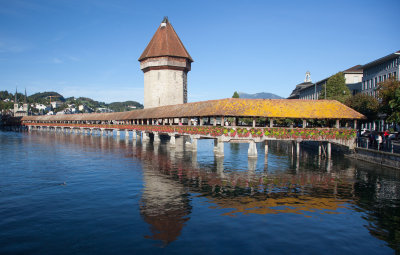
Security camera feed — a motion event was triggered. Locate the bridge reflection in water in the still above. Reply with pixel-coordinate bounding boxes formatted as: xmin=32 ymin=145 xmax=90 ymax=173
xmin=29 ymin=131 xmax=400 ymax=250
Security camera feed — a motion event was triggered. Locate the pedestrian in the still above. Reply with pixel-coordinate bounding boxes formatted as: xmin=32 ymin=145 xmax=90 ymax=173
xmin=383 ymin=130 xmax=389 ymax=150
xmin=377 ymin=133 xmax=382 ymax=150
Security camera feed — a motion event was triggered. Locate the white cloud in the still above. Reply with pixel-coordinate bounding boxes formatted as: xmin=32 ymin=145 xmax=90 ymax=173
xmin=0 ymin=40 xmax=30 ymax=53
xmin=53 ymin=58 xmax=63 ymax=64
xmin=66 ymin=55 xmax=80 ymax=62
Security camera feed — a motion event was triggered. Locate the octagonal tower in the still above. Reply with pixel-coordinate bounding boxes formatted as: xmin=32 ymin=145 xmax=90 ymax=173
xmin=139 ymin=17 xmax=193 ymax=109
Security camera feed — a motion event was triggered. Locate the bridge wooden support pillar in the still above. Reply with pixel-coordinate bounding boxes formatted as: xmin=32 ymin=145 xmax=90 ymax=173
xmin=125 ymin=130 xmax=130 ymax=140
xmin=190 ymin=137 xmax=198 ymax=151
xmin=100 ymin=128 xmax=104 ymax=136
xmin=132 ymin=130 xmax=137 ymax=140
xmin=318 ymin=142 xmax=322 ymax=156
xmin=296 ymin=141 xmax=300 ymax=158
xmin=354 ymin=119 xmax=357 ymax=129
xmin=153 ymin=132 xmax=160 ymax=143
xmin=269 ymin=119 xmax=274 ymax=128
xmin=248 ymin=140 xmax=257 ymax=158
xmin=264 ymin=141 xmax=268 ymax=165
xmin=116 ymin=129 xmax=120 ymax=137
xmin=169 ymin=135 xmax=176 ymax=147
xmin=142 ymin=132 xmax=149 ymax=141
xmin=336 ymin=119 xmax=340 ymax=129
xmin=213 ymin=117 xmax=217 ymax=126
xmin=214 ymin=138 xmax=224 ymax=157
xmin=327 ymin=142 xmax=332 ymax=159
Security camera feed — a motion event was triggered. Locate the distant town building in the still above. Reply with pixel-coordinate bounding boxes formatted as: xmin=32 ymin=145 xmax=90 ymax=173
xmin=139 ymin=17 xmax=193 ymax=109
xmin=34 ymin=103 xmax=50 ymax=112
xmin=361 ymin=50 xmax=400 ymax=98
xmin=288 ymin=65 xmax=363 ymax=100
xmin=96 ymin=107 xmax=113 ymax=113
xmin=13 ymin=89 xmax=29 ymax=117
xmin=50 ymin=101 xmax=62 ymax=109
xmin=78 ymin=104 xmax=93 ymax=113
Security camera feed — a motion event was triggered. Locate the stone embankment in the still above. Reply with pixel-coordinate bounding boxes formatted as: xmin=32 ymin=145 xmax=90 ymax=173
xmin=347 ymin=147 xmax=400 ymax=169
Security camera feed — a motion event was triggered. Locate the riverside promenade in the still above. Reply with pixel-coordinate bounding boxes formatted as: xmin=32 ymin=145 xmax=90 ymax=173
xmin=21 ymin=98 xmax=364 ymax=160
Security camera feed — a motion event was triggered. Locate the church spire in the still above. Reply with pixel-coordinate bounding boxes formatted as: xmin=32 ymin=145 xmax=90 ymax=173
xmin=24 ymin=88 xmax=27 ymax=104
xmin=15 ymin=87 xmax=18 ymax=103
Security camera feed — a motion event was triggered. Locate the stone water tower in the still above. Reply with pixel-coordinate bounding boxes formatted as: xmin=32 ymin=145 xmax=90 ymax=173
xmin=139 ymin=17 xmax=193 ymax=108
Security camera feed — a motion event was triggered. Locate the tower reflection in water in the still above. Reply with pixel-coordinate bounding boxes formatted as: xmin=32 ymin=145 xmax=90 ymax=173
xmin=139 ymin=137 xmax=191 ymax=245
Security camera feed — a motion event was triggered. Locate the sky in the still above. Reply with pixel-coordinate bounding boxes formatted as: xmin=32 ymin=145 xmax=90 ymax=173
xmin=0 ymin=0 xmax=399 ymax=104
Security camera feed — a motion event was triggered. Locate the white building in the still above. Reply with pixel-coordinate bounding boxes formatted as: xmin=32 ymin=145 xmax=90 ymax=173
xmin=50 ymin=101 xmax=62 ymax=109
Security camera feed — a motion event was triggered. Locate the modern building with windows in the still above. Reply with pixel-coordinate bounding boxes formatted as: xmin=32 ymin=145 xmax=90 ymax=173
xmin=361 ymin=50 xmax=400 ymax=98
xmin=288 ymin=65 xmax=363 ymax=100
xmin=360 ymin=50 xmax=400 ymax=131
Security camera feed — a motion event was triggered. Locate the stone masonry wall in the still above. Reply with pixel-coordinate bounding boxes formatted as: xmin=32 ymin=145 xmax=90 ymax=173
xmin=144 ymin=69 xmax=187 ymax=108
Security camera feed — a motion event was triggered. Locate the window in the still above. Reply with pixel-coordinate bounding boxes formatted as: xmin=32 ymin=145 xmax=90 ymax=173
xmin=374 ymin=77 xmax=377 ymax=87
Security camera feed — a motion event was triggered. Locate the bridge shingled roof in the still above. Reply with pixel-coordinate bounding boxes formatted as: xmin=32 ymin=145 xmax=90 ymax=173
xmin=22 ymin=98 xmax=365 ymax=122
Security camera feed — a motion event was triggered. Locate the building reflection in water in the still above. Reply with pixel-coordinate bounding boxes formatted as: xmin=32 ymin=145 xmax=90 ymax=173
xmin=27 ymin=132 xmax=400 ymax=249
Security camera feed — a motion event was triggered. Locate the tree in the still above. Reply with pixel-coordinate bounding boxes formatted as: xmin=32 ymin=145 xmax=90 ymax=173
xmin=387 ymin=86 xmax=400 ymax=124
xmin=345 ymin=93 xmax=379 ymax=121
xmin=232 ymin=91 xmax=239 ymax=98
xmin=319 ymin=72 xmax=351 ymax=103
xmin=377 ymin=77 xmax=400 ymax=117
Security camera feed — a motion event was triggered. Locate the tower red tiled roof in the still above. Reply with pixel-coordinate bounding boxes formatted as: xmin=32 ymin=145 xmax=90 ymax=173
xmin=139 ymin=18 xmax=193 ymax=62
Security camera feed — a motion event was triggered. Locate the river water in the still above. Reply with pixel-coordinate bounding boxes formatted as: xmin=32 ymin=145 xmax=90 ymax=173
xmin=0 ymin=130 xmax=399 ymax=254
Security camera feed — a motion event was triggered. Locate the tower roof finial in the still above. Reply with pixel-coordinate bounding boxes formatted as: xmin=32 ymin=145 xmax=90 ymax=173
xmin=160 ymin=16 xmax=168 ymax=28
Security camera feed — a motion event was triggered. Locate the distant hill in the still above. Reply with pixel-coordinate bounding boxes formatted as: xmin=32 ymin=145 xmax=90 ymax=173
xmin=238 ymin=92 xmax=283 ymax=99
xmin=29 ymin=91 xmax=65 ymax=104
xmin=108 ymin=101 xmax=143 ymax=112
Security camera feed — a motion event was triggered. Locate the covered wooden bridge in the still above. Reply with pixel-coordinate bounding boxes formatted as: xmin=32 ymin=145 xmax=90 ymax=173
xmin=22 ymin=98 xmax=365 ymax=158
